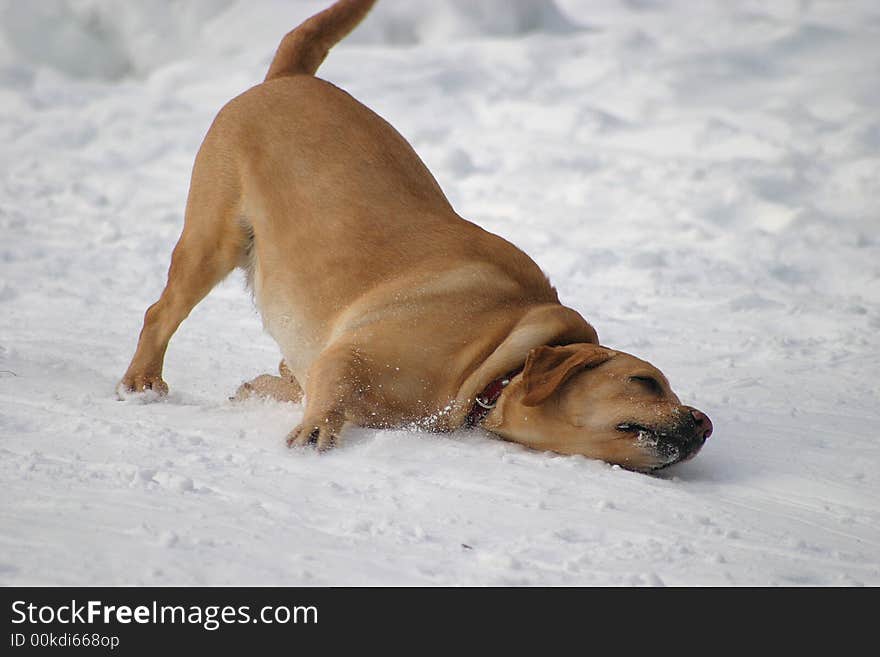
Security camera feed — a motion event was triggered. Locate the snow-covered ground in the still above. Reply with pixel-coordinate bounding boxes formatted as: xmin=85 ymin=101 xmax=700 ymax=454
xmin=1 ymin=0 xmax=878 ymax=586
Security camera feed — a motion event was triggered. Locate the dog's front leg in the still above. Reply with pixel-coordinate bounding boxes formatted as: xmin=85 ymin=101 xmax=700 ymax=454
xmin=286 ymin=344 xmax=368 ymax=452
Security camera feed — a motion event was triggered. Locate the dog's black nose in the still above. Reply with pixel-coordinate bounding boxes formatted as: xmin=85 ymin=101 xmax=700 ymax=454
xmin=658 ymin=407 xmax=712 ymax=465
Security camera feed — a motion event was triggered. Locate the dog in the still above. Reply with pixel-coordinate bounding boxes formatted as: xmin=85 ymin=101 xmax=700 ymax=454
xmin=119 ymin=0 xmax=713 ymax=472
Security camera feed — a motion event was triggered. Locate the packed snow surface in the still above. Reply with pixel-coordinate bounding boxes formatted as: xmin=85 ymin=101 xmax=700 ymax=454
xmin=1 ymin=0 xmax=878 ymax=586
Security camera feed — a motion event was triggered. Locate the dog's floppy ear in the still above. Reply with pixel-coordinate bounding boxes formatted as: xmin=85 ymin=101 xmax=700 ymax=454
xmin=521 ymin=344 xmax=615 ymax=407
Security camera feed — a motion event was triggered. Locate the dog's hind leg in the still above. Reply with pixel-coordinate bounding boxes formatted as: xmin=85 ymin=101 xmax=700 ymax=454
xmin=119 ymin=142 xmax=245 ymax=397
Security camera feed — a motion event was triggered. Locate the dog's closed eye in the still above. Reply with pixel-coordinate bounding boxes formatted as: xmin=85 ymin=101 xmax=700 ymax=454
xmin=629 ymin=375 xmax=663 ymax=394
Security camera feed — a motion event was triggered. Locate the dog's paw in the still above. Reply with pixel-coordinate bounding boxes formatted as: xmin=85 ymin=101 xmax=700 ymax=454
xmin=231 ymin=380 xmax=257 ymax=402
xmin=116 ymin=374 xmax=169 ymax=400
xmin=286 ymin=415 xmax=342 ymax=452
xmin=230 ymin=374 xmax=304 ymax=404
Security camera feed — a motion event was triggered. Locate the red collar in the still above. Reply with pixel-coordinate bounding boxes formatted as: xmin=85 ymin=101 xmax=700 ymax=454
xmin=464 ymin=369 xmax=521 ymax=427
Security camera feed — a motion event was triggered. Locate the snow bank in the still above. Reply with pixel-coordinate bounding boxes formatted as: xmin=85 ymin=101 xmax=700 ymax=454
xmin=348 ymin=0 xmax=580 ymax=45
xmin=0 ymin=0 xmax=579 ymax=79
xmin=0 ymin=0 xmax=234 ymax=79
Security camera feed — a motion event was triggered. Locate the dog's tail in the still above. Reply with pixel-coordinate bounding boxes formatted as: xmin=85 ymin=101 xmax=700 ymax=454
xmin=264 ymin=0 xmax=377 ymax=81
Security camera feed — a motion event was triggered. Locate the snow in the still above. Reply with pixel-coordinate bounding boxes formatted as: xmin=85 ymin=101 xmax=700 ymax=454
xmin=1 ymin=0 xmax=878 ymax=586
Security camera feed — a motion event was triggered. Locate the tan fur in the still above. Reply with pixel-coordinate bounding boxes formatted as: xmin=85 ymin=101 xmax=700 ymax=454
xmin=119 ymin=0 xmax=711 ymax=470
xmin=485 ymin=344 xmax=700 ymax=472
xmin=234 ymin=359 xmax=304 ymax=403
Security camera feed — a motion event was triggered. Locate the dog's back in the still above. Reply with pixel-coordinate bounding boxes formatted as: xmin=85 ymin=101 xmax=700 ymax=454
xmin=198 ymin=1 xmax=559 ymax=376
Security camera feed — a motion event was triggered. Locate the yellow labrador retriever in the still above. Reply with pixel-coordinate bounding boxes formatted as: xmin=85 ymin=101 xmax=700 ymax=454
xmin=119 ymin=0 xmax=712 ymax=472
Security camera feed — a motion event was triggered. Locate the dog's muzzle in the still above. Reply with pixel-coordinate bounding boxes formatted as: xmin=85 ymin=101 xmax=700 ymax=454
xmin=618 ymin=406 xmax=713 ymax=469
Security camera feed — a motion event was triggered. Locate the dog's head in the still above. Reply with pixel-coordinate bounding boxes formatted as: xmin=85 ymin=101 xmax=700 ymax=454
xmin=491 ymin=343 xmax=712 ymax=472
